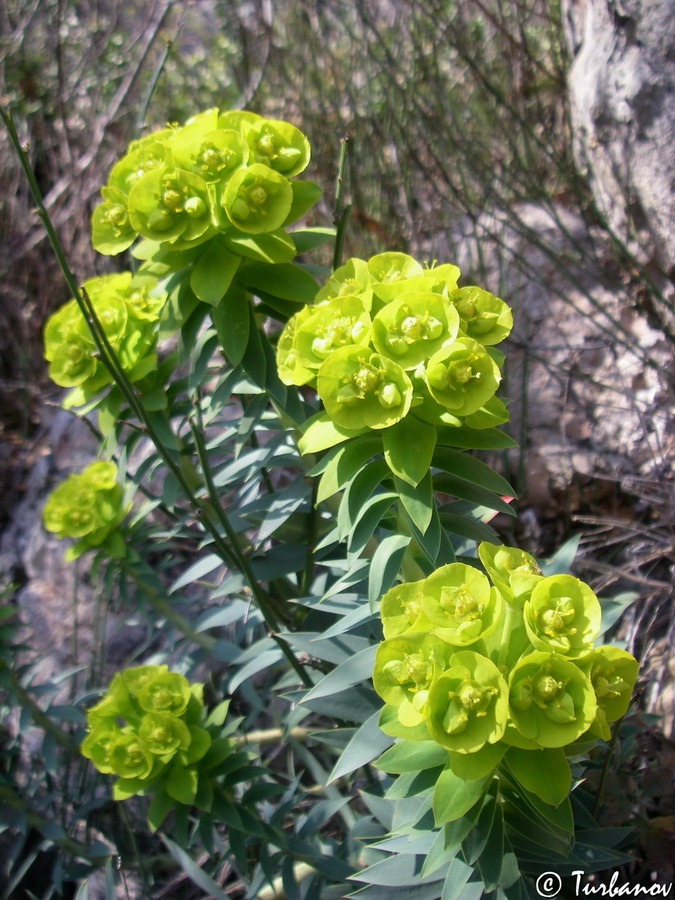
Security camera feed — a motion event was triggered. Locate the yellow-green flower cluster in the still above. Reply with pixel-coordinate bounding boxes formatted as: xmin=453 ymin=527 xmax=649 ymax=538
xmin=278 ymin=253 xmax=513 ymax=435
xmin=43 ymin=271 xmax=166 ymax=406
xmin=91 ymin=107 xmax=312 ymax=255
xmin=374 ymin=543 xmax=638 ymax=774
xmin=81 ymin=665 xmax=217 ymax=806
xmin=42 ymin=460 xmax=127 ymax=560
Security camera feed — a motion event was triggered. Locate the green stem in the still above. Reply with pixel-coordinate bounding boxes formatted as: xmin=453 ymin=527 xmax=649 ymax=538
xmin=0 ymin=783 xmax=106 ymax=860
xmin=236 ymin=726 xmax=321 ymax=746
xmin=0 ymin=661 xmax=79 ymax=754
xmin=592 ymin=715 xmax=624 ymax=819
xmin=299 ymin=478 xmax=319 ymax=597
xmin=190 ymin=400 xmax=313 ymax=687
xmin=189 ymin=398 xmax=280 ymax=629
xmin=2 ymin=108 xmax=275 ymax=618
xmin=5 ymin=106 xmax=312 ymax=689
xmin=120 ymin=560 xmax=216 ymax=653
xmin=117 ymin=800 xmax=149 ymax=896
xmin=332 ymin=133 xmax=352 ymax=272
xmin=136 ymin=38 xmax=174 ymax=134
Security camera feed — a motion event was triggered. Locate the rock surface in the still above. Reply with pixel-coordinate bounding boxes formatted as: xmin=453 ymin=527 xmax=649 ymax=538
xmin=428 ymin=201 xmax=675 ymax=512
xmin=562 ymin=0 xmax=675 ymax=277
xmin=0 ymin=409 xmax=145 ymax=699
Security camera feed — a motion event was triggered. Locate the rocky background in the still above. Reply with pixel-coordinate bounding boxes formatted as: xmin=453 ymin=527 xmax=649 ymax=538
xmin=0 ymin=0 xmax=674 ymax=885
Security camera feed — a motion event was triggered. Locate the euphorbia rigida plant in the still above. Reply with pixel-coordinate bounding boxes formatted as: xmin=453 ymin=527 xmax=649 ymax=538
xmin=1 ymin=100 xmax=639 ymax=900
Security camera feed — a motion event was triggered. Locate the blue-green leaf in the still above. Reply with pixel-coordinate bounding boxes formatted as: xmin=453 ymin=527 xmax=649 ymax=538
xmin=161 ymin=836 xmax=230 ymax=900
xmin=339 ymin=459 xmax=391 ymax=539
xmin=433 ymin=473 xmax=516 ymax=517
xmin=441 ymin=857 xmax=475 ymax=900
xmin=435 ymin=425 xmax=517 ymax=450
xmin=368 ymin=533 xmax=411 ymax=608
xmin=304 ymin=644 xmax=377 ymax=702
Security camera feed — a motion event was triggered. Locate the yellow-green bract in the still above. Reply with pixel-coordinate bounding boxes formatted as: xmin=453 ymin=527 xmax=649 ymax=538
xmin=90 ymin=106 xmax=313 ymax=256
xmin=42 ymin=460 xmax=127 ymax=560
xmin=281 ymin=253 xmax=513 ymax=453
xmin=81 ymin=664 xmax=217 ymax=811
xmin=43 ymin=271 xmax=166 ymax=407
xmin=374 ymin=543 xmax=639 ymax=781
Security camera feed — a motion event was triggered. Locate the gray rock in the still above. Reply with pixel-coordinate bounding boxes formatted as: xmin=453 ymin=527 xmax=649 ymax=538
xmin=563 ymin=0 xmax=675 ymax=276
xmin=0 ymin=409 xmax=144 ymax=698
xmin=425 ymin=202 xmax=675 ymax=507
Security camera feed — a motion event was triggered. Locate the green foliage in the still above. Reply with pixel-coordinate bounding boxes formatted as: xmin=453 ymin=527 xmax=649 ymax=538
xmin=43 ymin=272 xmax=166 ymax=407
xmin=42 ymin=460 xmax=127 ymax=559
xmin=0 ymin=97 xmax=643 ymax=900
xmin=81 ymin=665 xmax=246 ymax=823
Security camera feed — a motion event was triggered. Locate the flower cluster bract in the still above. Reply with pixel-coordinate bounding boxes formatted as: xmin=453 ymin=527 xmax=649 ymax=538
xmin=43 ymin=271 xmax=166 ymax=407
xmin=278 ymin=253 xmax=513 ymax=437
xmin=91 ymin=107 xmax=313 ymax=258
xmin=374 ymin=543 xmax=638 ymax=776
xmin=42 ymin=460 xmax=127 ymax=560
xmin=81 ymin=664 xmax=221 ymax=809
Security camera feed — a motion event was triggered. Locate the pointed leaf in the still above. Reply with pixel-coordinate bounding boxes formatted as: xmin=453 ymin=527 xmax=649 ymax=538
xmin=290 ymin=227 xmax=336 ymax=252
xmin=339 ymin=459 xmax=392 ymax=539
xmin=433 ymin=473 xmax=516 ymax=517
xmin=304 ymin=644 xmax=377 ymax=703
xmin=211 ymin=285 xmax=250 ymax=366
xmin=161 ymin=836 xmax=230 ymax=900
xmin=224 ymin=229 xmax=296 ymax=263
xmin=504 ymin=747 xmax=572 ymax=807
xmin=147 ymin=788 xmax=173 ymax=832
xmin=477 ymin=804 xmax=505 ymax=892
xmin=433 ymin=767 xmax=493 ymax=825
xmin=190 ymin=241 xmax=240 ymax=305
xmin=299 ymin=412 xmax=367 ymax=454
xmin=441 ymin=857 xmax=475 ymax=900
xmin=435 ymin=425 xmax=517 ymax=450
xmin=314 ymin=434 xmax=383 ymax=503
xmin=395 ymin=470 xmax=433 ymax=534
xmin=368 ymin=533 xmax=411 ymax=608
xmin=432 ymin=447 xmax=515 ymax=497
xmin=383 ymin=417 xmax=437 ymax=486
xmin=327 ymin=711 xmax=393 ymax=784
xmin=376 ymin=740 xmax=450 ymax=774
xmin=238 ymin=261 xmax=319 ymax=303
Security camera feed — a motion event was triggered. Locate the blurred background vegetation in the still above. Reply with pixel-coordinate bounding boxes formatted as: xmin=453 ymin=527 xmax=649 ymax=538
xmin=0 ymin=0 xmax=673 ymax=892
xmin=2 ymin=0 xmax=672 ymax=602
